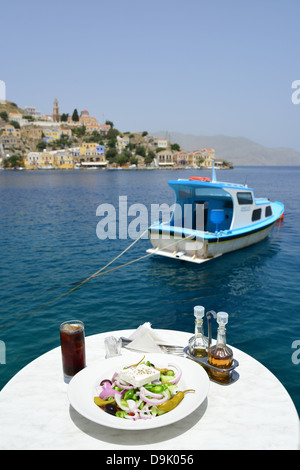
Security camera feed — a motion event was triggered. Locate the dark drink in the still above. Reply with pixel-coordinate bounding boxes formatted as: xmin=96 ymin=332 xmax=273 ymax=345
xmin=60 ymin=320 xmax=86 ymax=383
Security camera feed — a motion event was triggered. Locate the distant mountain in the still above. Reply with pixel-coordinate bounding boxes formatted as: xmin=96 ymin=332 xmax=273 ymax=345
xmin=153 ymin=132 xmax=300 ymax=166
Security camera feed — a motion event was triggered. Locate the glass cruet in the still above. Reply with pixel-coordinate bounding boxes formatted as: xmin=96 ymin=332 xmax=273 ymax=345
xmin=208 ymin=311 xmax=233 ymax=382
xmin=188 ymin=306 xmax=208 ymax=357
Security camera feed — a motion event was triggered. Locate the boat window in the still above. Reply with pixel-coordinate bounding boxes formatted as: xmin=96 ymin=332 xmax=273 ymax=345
xmin=252 ymin=208 xmax=262 ymax=221
xmin=179 ymin=189 xmax=192 ymax=198
xmin=237 ymin=192 xmax=253 ymax=205
xmin=265 ymin=205 xmax=272 ymax=217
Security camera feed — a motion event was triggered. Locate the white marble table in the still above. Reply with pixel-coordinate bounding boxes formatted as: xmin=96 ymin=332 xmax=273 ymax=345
xmin=0 ymin=329 xmax=299 ymax=450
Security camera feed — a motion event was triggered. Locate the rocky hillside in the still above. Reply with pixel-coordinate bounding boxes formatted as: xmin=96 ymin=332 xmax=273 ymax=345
xmin=154 ymin=132 xmax=300 ymax=166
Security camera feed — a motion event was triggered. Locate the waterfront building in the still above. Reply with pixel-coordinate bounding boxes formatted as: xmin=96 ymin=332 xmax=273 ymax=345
xmin=55 ymin=151 xmax=74 ymax=168
xmin=79 ymin=142 xmax=107 ymax=167
xmin=25 ymin=152 xmax=40 ymax=167
xmin=24 ymin=150 xmax=75 ymax=168
xmin=201 ymin=148 xmax=215 ymax=167
xmin=173 ymin=150 xmax=189 ymax=166
xmin=156 ymin=149 xmax=174 ymax=167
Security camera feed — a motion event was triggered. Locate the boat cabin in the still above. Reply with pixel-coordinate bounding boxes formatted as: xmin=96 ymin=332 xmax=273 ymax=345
xmin=168 ymin=177 xmax=273 ymax=234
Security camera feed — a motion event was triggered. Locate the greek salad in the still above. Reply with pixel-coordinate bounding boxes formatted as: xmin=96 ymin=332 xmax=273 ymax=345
xmin=94 ymin=357 xmax=194 ymax=420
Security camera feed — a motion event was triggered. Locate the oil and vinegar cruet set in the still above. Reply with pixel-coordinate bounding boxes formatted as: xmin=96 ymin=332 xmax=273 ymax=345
xmin=184 ymin=306 xmax=239 ymax=384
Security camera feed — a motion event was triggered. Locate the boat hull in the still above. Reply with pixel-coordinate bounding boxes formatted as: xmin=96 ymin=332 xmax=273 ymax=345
xmin=147 ymin=220 xmax=276 ymax=264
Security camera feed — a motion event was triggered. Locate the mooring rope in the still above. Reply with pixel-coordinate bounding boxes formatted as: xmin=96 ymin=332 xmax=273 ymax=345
xmin=1 ymin=229 xmax=196 ymax=329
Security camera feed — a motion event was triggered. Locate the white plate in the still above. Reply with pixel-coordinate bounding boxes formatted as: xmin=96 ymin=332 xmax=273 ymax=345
xmin=68 ymin=352 xmax=209 ymax=430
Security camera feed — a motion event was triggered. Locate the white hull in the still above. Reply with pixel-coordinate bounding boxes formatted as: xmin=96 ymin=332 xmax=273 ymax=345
xmin=147 ymin=223 xmax=274 ymax=264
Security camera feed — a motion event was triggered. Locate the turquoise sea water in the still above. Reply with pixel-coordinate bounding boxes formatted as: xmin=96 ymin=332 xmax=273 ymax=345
xmin=0 ymin=166 xmax=300 ymax=417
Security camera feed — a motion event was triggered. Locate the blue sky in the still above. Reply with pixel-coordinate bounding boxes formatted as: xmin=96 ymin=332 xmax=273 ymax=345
xmin=2 ymin=0 xmax=300 ymax=150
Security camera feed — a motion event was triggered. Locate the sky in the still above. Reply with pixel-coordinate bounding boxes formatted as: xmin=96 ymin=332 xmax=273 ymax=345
xmin=1 ymin=0 xmax=300 ymax=151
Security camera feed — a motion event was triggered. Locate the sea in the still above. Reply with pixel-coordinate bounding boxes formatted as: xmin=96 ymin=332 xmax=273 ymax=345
xmin=0 ymin=166 xmax=300 ymax=418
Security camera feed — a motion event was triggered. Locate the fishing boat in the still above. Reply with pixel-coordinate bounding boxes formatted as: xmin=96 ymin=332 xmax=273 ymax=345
xmin=147 ymin=164 xmax=284 ymax=264
xmin=37 ymin=165 xmax=57 ymax=170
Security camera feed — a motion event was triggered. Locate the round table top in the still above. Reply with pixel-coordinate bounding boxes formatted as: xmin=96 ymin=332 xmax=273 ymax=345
xmin=0 ymin=329 xmax=299 ymax=450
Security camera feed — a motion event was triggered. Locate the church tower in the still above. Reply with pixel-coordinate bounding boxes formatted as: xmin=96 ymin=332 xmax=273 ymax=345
xmin=52 ymin=98 xmax=60 ymax=122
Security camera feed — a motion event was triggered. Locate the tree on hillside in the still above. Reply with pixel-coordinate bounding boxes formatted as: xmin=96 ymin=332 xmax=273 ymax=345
xmin=72 ymin=109 xmax=79 ymax=122
xmin=105 ymin=148 xmax=117 ymax=162
xmin=0 ymin=111 xmax=8 ymax=121
xmin=107 ymin=128 xmax=119 ymax=139
xmin=72 ymin=125 xmax=86 ymax=138
xmin=9 ymin=120 xmax=20 ymax=129
xmin=36 ymin=141 xmax=47 ymax=151
xmin=171 ymin=143 xmax=180 ymax=152
xmin=144 ymin=151 xmax=155 ymax=165
xmin=60 ymin=113 xmax=69 ymax=122
xmin=135 ymin=145 xmax=146 ymax=157
xmin=105 ymin=120 xmax=114 ymax=128
xmin=3 ymin=154 xmax=23 ymax=168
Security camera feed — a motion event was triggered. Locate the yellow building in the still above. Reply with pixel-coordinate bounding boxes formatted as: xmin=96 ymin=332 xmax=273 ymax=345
xmin=80 ymin=143 xmax=99 ymax=155
xmin=2 ymin=124 xmax=21 ymax=139
xmin=24 ymin=151 xmax=75 ymax=169
xmin=43 ymin=128 xmax=61 ymax=142
xmin=201 ymin=148 xmax=215 ymax=167
xmin=55 ymin=152 xmax=74 ymax=168
xmin=85 ymin=124 xmax=101 ymax=134
xmin=60 ymin=128 xmax=72 ymax=138
xmin=37 ymin=152 xmax=56 ymax=167
xmin=116 ymin=135 xmax=130 ymax=152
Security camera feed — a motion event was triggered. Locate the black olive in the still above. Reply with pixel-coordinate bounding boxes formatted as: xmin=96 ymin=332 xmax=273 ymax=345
xmin=100 ymin=379 xmax=112 ymax=386
xmin=104 ymin=404 xmax=117 ymax=415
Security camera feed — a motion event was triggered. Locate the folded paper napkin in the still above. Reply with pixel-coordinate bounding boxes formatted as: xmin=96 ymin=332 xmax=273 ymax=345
xmin=125 ymin=322 xmax=167 ymax=353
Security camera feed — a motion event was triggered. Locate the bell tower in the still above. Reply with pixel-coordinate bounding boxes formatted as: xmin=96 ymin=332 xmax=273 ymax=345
xmin=53 ymin=98 xmax=60 ymax=122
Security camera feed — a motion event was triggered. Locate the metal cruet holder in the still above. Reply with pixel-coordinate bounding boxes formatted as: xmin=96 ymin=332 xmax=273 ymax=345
xmin=184 ymin=310 xmax=239 ymax=385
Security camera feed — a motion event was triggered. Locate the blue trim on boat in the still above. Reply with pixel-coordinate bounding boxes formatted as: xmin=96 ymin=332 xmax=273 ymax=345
xmin=149 ymin=201 xmax=284 ymax=244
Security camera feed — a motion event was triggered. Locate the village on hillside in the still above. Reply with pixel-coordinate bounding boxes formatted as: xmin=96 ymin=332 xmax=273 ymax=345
xmin=0 ymin=99 xmax=232 ymax=170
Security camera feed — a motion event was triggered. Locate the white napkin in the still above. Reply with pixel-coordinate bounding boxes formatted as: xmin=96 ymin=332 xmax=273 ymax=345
xmin=125 ymin=322 xmax=164 ymax=353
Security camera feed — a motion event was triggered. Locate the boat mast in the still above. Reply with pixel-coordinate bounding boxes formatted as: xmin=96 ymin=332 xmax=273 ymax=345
xmin=211 ymin=159 xmax=217 ymax=182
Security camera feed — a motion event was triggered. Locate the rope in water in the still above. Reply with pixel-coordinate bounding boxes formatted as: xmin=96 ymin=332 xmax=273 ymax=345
xmin=1 ymin=229 xmax=196 ymax=329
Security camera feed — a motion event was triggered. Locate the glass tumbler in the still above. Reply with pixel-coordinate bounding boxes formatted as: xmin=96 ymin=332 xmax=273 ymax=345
xmin=60 ymin=320 xmax=86 ymax=383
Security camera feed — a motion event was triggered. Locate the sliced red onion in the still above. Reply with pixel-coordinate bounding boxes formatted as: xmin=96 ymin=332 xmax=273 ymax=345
xmin=111 ymin=372 xmax=118 ymax=383
xmin=140 ymin=412 xmax=152 ymax=419
xmin=99 ymin=387 xmax=123 ymax=399
xmin=114 ymin=377 xmax=135 ymax=390
xmin=167 ymin=363 xmax=182 ymax=384
xmin=127 ymin=399 xmax=139 ymax=411
xmin=98 ymin=380 xmax=125 ymax=399
xmin=125 ymin=411 xmax=139 ymax=420
xmin=140 ymin=388 xmax=164 ymax=399
xmin=139 ymin=389 xmax=169 ymax=405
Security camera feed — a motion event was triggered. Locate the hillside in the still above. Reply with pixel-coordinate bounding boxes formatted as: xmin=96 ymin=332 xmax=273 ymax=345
xmin=154 ymin=132 xmax=300 ymax=166
xmin=0 ymin=100 xmax=24 ymax=116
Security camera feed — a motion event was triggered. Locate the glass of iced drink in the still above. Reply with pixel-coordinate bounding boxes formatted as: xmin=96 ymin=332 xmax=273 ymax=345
xmin=60 ymin=320 xmax=86 ymax=383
